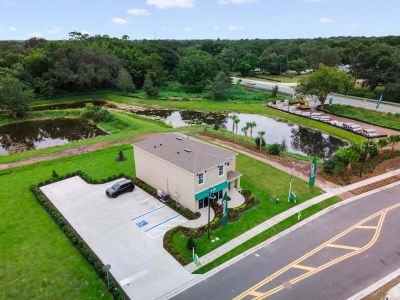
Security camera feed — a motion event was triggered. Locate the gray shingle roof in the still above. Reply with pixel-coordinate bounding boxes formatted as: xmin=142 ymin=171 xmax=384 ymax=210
xmin=134 ymin=133 xmax=236 ymax=174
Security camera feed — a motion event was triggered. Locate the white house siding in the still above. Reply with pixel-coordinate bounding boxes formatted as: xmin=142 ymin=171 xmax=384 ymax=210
xmin=134 ymin=147 xmax=197 ymax=212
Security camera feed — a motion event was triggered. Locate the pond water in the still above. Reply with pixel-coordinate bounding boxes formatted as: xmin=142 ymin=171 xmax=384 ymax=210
xmin=135 ymin=109 xmax=348 ymax=158
xmin=0 ymin=119 xmax=106 ymax=155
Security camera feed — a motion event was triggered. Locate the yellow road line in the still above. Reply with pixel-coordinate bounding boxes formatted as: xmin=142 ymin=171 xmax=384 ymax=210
xmin=326 ymin=243 xmax=360 ymax=251
xmin=292 ymin=264 xmax=316 ymax=271
xmin=356 ymin=225 xmax=377 ymax=229
xmin=233 ymin=203 xmax=400 ymax=300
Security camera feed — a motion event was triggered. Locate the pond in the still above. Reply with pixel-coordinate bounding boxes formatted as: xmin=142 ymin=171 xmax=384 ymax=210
xmin=135 ymin=109 xmax=348 ymax=158
xmin=0 ymin=119 xmax=106 ymax=155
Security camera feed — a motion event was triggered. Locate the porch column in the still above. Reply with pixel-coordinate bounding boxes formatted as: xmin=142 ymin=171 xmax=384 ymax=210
xmin=236 ymin=177 xmax=241 ymax=190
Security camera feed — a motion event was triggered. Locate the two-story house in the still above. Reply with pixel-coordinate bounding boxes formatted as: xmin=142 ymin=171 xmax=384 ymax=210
xmin=133 ymin=133 xmax=242 ymax=213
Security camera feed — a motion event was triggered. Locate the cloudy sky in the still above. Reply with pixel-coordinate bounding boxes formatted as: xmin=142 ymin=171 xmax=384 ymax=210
xmin=0 ymin=0 xmax=399 ymax=40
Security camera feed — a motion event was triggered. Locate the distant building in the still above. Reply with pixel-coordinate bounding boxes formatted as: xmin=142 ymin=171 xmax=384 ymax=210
xmin=133 ymin=133 xmax=242 ymax=212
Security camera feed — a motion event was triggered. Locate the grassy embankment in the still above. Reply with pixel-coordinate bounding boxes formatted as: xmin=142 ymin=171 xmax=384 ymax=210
xmin=324 ymin=104 xmax=400 ymax=131
xmin=0 ymin=109 xmax=201 ymax=165
xmin=169 ymin=154 xmax=322 ymax=265
xmin=30 ymin=91 xmax=365 ymax=144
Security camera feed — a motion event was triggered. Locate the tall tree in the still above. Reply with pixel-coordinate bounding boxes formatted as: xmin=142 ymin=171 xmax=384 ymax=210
xmin=297 ymin=64 xmax=355 ymax=109
xmin=176 ymin=49 xmax=218 ymax=92
xmin=206 ymin=71 xmax=231 ymax=100
xmin=143 ymin=74 xmax=159 ymax=98
xmin=0 ymin=76 xmax=33 ymax=118
xmin=115 ymin=68 xmax=135 ymax=94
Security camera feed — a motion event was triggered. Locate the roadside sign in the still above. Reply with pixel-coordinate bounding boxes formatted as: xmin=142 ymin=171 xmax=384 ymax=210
xmin=222 ymin=192 xmax=228 ymax=226
xmin=290 ymin=192 xmax=297 ymax=203
xmin=376 ymin=94 xmax=383 ymax=110
xmin=193 ymin=254 xmax=199 ymax=265
xmin=328 ymin=97 xmax=333 ymax=105
xmin=309 ymin=156 xmax=317 ymax=187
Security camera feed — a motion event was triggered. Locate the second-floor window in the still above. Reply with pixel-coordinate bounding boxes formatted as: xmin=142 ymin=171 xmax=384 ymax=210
xmin=198 ymin=173 xmax=204 ymax=185
xmin=218 ymin=165 xmax=224 ymax=176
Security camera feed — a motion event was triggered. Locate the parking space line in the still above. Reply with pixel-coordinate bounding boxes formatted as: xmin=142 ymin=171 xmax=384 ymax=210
xmin=130 ymin=204 xmax=166 ymax=221
xmin=292 ymin=264 xmax=316 ymax=271
xmin=326 ymin=243 xmax=360 ymax=251
xmin=356 ymin=225 xmax=377 ymax=230
xmin=145 ymin=215 xmax=180 ymax=232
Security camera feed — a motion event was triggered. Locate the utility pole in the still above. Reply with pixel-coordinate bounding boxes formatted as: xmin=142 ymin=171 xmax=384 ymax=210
xmin=359 ymin=138 xmax=371 ymax=178
xmin=207 ymin=189 xmax=216 ymax=240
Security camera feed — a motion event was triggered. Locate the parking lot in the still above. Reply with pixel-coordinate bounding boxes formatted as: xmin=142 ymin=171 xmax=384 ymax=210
xmin=40 ymin=176 xmax=195 ymax=300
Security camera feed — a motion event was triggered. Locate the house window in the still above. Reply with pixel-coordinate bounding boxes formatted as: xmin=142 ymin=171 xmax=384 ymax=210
xmin=198 ymin=173 xmax=204 ymax=185
xmin=218 ymin=165 xmax=224 ymax=176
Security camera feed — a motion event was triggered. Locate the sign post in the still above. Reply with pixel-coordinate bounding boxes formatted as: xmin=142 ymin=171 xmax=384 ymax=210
xmin=309 ymin=156 xmax=317 ymax=187
xmin=376 ymin=94 xmax=383 ymax=110
xmin=287 ymin=163 xmax=295 ymax=203
xmin=222 ymin=192 xmax=228 ymax=227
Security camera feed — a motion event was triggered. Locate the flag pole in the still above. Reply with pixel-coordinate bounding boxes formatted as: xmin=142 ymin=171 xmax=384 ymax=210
xmin=288 ymin=162 xmax=295 ymax=203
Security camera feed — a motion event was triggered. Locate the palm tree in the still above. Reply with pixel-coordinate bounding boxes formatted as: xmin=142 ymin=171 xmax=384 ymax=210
xmin=233 ymin=116 xmax=240 ymax=142
xmin=247 ymin=121 xmax=257 ymax=144
xmin=388 ymin=135 xmax=400 ymax=156
xmin=378 ymin=138 xmax=388 ymax=154
xmin=229 ymin=114 xmax=237 ymax=133
xmin=241 ymin=126 xmax=249 ymax=145
xmin=257 ymin=131 xmax=266 ymax=150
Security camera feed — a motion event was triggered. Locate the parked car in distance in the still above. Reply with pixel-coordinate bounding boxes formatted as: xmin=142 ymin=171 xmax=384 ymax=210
xmin=106 ymin=179 xmax=135 ymax=198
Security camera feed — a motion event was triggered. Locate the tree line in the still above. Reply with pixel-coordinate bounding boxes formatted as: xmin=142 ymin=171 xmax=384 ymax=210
xmin=1 ymin=34 xmax=400 ymax=117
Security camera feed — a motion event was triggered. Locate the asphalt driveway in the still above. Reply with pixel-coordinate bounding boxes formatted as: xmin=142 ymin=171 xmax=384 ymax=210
xmin=40 ymin=176 xmax=195 ymax=300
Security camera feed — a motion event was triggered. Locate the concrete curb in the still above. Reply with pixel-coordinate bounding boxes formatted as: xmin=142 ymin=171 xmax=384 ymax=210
xmin=160 ymin=180 xmax=400 ymax=299
xmin=347 ymin=268 xmax=400 ymax=300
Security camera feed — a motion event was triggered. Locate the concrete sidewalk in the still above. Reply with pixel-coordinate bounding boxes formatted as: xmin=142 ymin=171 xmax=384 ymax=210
xmin=184 ymin=169 xmax=400 ymax=273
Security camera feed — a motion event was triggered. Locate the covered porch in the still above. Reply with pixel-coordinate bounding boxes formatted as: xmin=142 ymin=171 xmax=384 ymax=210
xmin=226 ymin=170 xmax=244 ymax=208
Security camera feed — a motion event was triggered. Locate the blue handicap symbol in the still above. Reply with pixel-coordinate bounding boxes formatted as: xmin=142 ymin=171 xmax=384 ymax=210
xmin=136 ymin=220 xmax=148 ymax=228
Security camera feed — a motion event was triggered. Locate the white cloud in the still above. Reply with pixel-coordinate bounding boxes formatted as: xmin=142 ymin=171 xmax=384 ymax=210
xmin=219 ymin=0 xmax=257 ymax=4
xmin=184 ymin=26 xmax=192 ymax=32
xmin=228 ymin=25 xmax=245 ymax=30
xmin=46 ymin=26 xmax=61 ymax=34
xmin=146 ymin=0 xmax=195 ymax=9
xmin=9 ymin=26 xmax=16 ymax=31
xmin=213 ymin=25 xmax=220 ymax=30
xmin=127 ymin=8 xmax=150 ymax=15
xmin=319 ymin=17 xmax=334 ymax=23
xmin=112 ymin=18 xmax=128 ymax=25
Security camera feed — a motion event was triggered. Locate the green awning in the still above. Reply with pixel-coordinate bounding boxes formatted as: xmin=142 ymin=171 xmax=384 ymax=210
xmin=195 ymin=181 xmax=228 ymax=201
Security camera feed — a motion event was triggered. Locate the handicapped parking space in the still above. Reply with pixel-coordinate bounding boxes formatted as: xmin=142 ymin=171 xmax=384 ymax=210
xmin=131 ymin=204 xmax=187 ymax=239
xmin=40 ymin=176 xmax=195 ymax=300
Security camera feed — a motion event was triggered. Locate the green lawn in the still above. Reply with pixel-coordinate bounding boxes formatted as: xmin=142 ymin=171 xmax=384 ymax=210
xmin=0 ymin=144 xmax=136 ymax=299
xmin=324 ymin=104 xmax=400 ymax=131
xmin=169 ymin=153 xmax=322 ymax=264
xmin=194 ymin=196 xmax=342 ymax=274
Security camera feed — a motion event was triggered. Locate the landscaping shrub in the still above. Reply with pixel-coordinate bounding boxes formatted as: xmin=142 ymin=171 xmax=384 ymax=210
xmin=255 ymin=136 xmax=266 ymax=149
xmin=81 ymin=103 xmax=113 ymax=122
xmin=116 ymin=150 xmax=126 ymax=162
xmin=52 ymin=169 xmax=59 ymax=178
xmin=187 ymin=236 xmax=195 ymax=250
xmin=268 ymin=143 xmax=285 ymax=155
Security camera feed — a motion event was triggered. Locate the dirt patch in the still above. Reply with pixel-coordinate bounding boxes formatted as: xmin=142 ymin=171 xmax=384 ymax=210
xmin=363 ymin=276 xmax=400 ymax=300
xmin=351 ymin=176 xmax=400 ymax=195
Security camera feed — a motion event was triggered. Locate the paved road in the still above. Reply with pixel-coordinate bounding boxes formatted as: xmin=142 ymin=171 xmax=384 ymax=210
xmin=233 ymin=77 xmax=400 ymax=114
xmin=173 ymin=184 xmax=400 ymax=300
